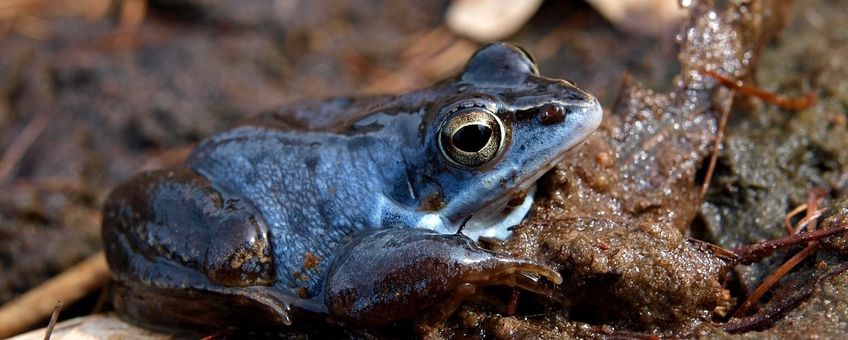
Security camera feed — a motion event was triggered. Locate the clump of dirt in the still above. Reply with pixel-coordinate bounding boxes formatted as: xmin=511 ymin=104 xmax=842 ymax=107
xmin=504 ymin=218 xmax=728 ymax=333
xmin=430 ymin=0 xmax=848 ymax=338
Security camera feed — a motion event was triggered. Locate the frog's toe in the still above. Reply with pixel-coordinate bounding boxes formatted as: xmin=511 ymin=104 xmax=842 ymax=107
xmin=473 ymin=254 xmax=563 ymax=296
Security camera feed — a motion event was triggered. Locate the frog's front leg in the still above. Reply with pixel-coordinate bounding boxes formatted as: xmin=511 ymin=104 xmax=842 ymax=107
xmin=323 ymin=228 xmax=563 ymax=328
xmin=102 ymin=168 xmax=294 ymax=329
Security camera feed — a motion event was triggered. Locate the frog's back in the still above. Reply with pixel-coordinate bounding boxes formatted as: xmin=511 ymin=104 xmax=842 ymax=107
xmin=239 ymin=83 xmax=455 ymax=132
xmin=186 ymin=127 xmax=397 ymax=296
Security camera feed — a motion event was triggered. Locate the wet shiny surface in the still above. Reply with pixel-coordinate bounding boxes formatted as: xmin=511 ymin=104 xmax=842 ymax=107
xmin=101 ymin=43 xmax=602 ymax=329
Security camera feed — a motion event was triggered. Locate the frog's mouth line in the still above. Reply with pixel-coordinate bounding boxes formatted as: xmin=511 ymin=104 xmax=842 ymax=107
xmin=462 ymin=145 xmax=576 ymax=240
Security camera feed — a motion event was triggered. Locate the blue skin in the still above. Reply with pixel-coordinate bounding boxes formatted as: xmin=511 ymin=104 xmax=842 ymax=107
xmin=102 ymin=43 xmax=602 ymax=329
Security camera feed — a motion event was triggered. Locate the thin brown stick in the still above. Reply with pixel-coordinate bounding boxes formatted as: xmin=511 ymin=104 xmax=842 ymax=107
xmin=687 ymin=238 xmax=739 ymax=263
xmin=700 ymin=87 xmax=734 ymax=197
xmin=703 ymin=69 xmax=817 ymax=111
xmin=731 ymin=243 xmax=819 ymax=318
xmin=792 ymin=208 xmax=826 ymax=235
xmin=790 ymin=189 xmax=825 ymax=235
xmin=731 ymin=188 xmax=828 ymax=318
xmin=43 ymin=301 xmax=62 ymax=340
xmin=0 ymin=252 xmax=110 ymax=338
xmin=0 ymin=112 xmax=49 ymax=184
xmin=783 ymin=203 xmax=807 ymax=235
xmin=725 ymin=262 xmax=848 ymax=333
xmin=803 ymin=188 xmax=826 ymax=232
xmin=733 ymin=223 xmax=848 ymax=264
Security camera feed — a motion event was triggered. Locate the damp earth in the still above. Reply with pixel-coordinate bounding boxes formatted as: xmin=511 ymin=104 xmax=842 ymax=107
xmin=1 ymin=0 xmax=847 ymax=338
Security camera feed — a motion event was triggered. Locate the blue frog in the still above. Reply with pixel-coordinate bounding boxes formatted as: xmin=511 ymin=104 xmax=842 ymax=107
xmin=102 ymin=43 xmax=603 ymax=329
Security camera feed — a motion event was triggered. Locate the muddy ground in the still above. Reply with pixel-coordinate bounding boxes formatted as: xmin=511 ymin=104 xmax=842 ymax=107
xmin=0 ymin=0 xmax=846 ymax=338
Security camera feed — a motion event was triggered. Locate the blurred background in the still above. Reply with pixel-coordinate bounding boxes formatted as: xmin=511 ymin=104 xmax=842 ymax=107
xmin=0 ymin=0 xmax=841 ymax=335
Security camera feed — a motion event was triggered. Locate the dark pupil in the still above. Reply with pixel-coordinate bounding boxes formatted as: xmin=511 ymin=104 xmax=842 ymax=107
xmin=452 ymin=124 xmax=492 ymax=152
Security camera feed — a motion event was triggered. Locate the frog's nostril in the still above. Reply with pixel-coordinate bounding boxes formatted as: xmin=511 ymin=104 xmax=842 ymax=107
xmin=539 ymin=104 xmax=565 ymax=125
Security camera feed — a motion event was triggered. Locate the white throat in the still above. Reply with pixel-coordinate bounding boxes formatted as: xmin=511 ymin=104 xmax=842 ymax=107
xmin=461 ymin=185 xmax=536 ymax=240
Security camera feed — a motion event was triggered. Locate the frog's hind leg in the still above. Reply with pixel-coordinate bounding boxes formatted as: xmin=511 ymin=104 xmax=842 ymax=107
xmin=102 ymin=167 xmax=291 ymax=330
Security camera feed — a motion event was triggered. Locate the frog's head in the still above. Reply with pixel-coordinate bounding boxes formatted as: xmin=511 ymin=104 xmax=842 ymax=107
xmin=417 ymin=43 xmax=602 ymax=235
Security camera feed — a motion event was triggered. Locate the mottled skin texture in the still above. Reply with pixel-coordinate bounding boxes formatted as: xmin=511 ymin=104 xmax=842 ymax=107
xmin=102 ymin=43 xmax=602 ymax=329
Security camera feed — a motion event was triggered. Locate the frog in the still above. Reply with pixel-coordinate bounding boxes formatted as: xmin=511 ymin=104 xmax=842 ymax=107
xmin=102 ymin=42 xmax=603 ymax=330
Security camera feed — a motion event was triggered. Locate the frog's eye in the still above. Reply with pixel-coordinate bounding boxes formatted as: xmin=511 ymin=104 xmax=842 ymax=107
xmin=438 ymin=108 xmax=505 ymax=168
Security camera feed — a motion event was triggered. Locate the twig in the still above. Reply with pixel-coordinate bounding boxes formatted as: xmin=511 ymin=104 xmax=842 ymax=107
xmin=43 ymin=301 xmax=62 ymax=340
xmin=0 ymin=252 xmax=110 ymax=338
xmin=730 ymin=243 xmax=819 ymax=318
xmin=12 ymin=314 xmax=171 ymax=339
xmin=725 ymin=262 xmax=848 ymax=333
xmin=801 ymin=188 xmax=827 ymax=232
xmin=732 ymin=223 xmax=847 ymax=264
xmin=687 ymin=238 xmax=739 ymax=263
xmin=782 ymin=203 xmax=807 ymax=235
xmin=731 ymin=188 xmax=828 ymax=318
xmin=792 ymin=208 xmax=826 ymax=235
xmin=780 ymin=189 xmax=826 ymax=234
xmin=700 ymin=91 xmax=733 ymax=197
xmin=0 ymin=112 xmax=49 ymax=184
xmin=702 ymin=69 xmax=817 ymax=111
